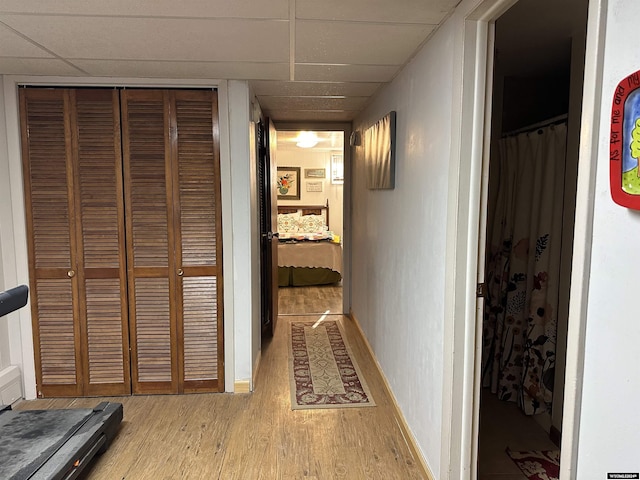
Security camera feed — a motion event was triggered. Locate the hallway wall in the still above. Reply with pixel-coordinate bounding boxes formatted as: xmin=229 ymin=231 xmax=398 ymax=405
xmin=351 ymin=14 xmax=456 ymax=478
xmin=0 ymin=76 xmax=12 ymax=372
xmin=575 ymin=0 xmax=640 ymax=474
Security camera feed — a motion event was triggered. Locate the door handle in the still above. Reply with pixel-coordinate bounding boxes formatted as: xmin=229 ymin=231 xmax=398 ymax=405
xmin=177 ymin=269 xmax=184 ymax=276
xmin=67 ymin=270 xmax=76 ymax=278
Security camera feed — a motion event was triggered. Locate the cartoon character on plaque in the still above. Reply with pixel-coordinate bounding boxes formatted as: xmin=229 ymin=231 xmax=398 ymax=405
xmin=611 ymin=69 xmax=640 ymax=209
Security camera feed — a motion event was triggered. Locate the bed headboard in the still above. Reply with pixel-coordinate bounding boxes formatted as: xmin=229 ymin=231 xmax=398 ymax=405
xmin=278 ymin=200 xmax=329 ymax=226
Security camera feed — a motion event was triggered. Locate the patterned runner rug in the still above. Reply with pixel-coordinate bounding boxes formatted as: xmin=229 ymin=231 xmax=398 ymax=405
xmin=288 ymin=320 xmax=375 ymax=409
xmin=506 ymin=448 xmax=560 ymax=480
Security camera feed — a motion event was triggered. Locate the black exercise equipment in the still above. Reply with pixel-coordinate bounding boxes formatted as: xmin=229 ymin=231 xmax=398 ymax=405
xmin=0 ymin=285 xmax=123 ymax=479
xmin=0 ymin=284 xmax=28 ymax=318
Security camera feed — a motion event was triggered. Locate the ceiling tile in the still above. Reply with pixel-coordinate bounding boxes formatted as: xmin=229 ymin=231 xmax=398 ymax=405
xmin=295 ymin=64 xmax=398 ymax=83
xmin=271 ymin=110 xmax=358 ymax=122
xmin=0 ymin=0 xmax=290 ymax=19
xmin=0 ymin=15 xmax=289 ymax=62
xmin=296 ymin=0 xmax=453 ymax=24
xmin=0 ymin=57 xmax=84 ymax=75
xmin=0 ymin=0 xmax=466 ymax=123
xmin=257 ymin=95 xmax=369 ymax=111
xmin=296 ymin=20 xmax=435 ymax=65
xmin=74 ymin=60 xmax=289 ymax=80
xmin=250 ymin=80 xmax=381 ymax=97
xmin=0 ymin=23 xmax=53 ymax=57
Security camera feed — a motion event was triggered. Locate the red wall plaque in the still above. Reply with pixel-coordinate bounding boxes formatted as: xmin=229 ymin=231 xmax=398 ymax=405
xmin=611 ymin=69 xmax=640 ymax=209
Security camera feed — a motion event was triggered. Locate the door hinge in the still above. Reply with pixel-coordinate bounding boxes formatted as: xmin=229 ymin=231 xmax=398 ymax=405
xmin=476 ymin=283 xmax=486 ymax=298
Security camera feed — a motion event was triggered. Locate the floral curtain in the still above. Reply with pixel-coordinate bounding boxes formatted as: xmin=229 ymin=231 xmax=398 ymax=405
xmin=482 ymin=122 xmax=568 ymax=415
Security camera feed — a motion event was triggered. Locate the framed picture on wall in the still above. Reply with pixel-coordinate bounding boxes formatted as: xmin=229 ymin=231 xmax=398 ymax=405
xmin=306 ymin=181 xmax=323 ymax=192
xmin=305 ymin=168 xmax=326 ymax=178
xmin=277 ymin=166 xmax=301 ymax=200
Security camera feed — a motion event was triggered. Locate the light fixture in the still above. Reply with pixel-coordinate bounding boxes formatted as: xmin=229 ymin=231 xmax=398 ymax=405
xmin=296 ymin=131 xmax=319 ymax=148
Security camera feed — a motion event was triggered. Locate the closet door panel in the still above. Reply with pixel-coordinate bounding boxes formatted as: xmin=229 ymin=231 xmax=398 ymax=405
xmin=84 ymin=279 xmax=127 ymax=388
xmin=172 ymin=90 xmax=224 ymax=392
xmin=34 ymin=279 xmax=78 ymax=392
xmin=20 ymin=89 xmax=82 ymax=397
xmin=122 ymin=90 xmax=178 ymax=394
xmin=22 ymin=91 xmax=73 ymax=270
xmin=174 ymin=92 xmax=219 ymax=267
xmin=181 ymin=277 xmax=218 ymax=388
xmin=74 ymin=89 xmax=130 ymax=395
xmin=133 ymin=278 xmax=172 ymax=385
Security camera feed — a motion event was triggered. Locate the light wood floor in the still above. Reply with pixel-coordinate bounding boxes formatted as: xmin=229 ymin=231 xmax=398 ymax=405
xmin=278 ymin=285 xmax=343 ymax=315
xmin=14 ymin=312 xmax=424 ymax=479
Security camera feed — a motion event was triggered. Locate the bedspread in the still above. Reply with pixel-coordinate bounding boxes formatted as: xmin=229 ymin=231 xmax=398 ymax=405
xmin=277 ymin=241 xmax=342 ymax=274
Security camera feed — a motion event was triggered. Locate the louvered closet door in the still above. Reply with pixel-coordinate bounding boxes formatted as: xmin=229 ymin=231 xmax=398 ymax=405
xmin=21 ymin=89 xmax=81 ymax=397
xmin=73 ymin=89 xmax=130 ymax=395
xmin=121 ymin=90 xmax=178 ymax=394
xmin=171 ymin=90 xmax=224 ymax=393
xmin=20 ymin=88 xmax=129 ymax=397
xmin=122 ymin=89 xmax=223 ymax=394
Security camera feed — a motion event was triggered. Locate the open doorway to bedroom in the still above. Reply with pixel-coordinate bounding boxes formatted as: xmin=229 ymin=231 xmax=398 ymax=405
xmin=274 ymin=130 xmax=345 ymax=317
xmin=476 ymin=0 xmax=588 ymax=478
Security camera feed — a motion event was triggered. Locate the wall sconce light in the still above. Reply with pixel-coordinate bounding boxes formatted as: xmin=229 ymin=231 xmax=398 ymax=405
xmin=349 ymin=130 xmax=361 ymax=146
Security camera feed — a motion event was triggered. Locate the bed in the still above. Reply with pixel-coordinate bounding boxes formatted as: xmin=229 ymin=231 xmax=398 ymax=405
xmin=277 ymin=202 xmax=342 ymax=287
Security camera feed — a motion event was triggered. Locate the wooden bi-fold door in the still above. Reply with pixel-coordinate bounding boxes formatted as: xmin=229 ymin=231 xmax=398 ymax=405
xmin=20 ymin=88 xmax=130 ymax=397
xmin=20 ymin=87 xmax=224 ymax=398
xmin=121 ymin=89 xmax=224 ymax=394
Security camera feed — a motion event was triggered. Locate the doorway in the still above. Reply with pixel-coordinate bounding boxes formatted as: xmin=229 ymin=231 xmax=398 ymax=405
xmin=274 ymin=129 xmax=345 ymax=318
xmin=475 ymin=0 xmax=588 ymax=478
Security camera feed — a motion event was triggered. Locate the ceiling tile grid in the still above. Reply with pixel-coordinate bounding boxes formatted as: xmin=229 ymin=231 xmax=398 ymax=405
xmin=0 ymin=0 xmax=456 ymax=121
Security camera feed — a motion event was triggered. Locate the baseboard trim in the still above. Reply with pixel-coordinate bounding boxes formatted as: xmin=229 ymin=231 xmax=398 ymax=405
xmin=235 ymin=350 xmax=263 ymax=394
xmin=550 ymin=424 xmax=561 ymax=448
xmin=234 ymin=380 xmax=251 ymax=394
xmin=252 ymin=350 xmax=262 ymax=388
xmin=349 ymin=310 xmax=435 ymax=480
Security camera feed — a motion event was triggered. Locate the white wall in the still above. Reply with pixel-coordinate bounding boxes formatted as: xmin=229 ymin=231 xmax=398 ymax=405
xmin=0 ymin=76 xmax=12 ymax=371
xmin=0 ymin=75 xmax=30 ymax=389
xmin=276 ymin=149 xmax=344 ymax=237
xmin=575 ymin=0 xmax=640 ymax=475
xmin=227 ymin=80 xmax=261 ymax=389
xmin=351 ymin=17 xmax=457 ymax=478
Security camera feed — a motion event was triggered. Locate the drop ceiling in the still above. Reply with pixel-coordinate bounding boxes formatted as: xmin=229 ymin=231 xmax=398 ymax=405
xmin=0 ymin=0 xmax=460 ymax=122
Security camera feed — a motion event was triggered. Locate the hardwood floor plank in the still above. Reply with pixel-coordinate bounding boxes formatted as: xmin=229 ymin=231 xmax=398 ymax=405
xmin=14 ymin=314 xmax=424 ymax=479
xmin=278 ymin=285 xmax=342 ymax=315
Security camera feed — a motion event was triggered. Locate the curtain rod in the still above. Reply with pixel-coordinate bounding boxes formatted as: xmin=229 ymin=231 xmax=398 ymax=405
xmin=503 ymin=113 xmax=568 ymax=137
